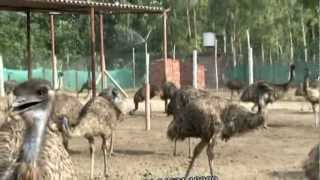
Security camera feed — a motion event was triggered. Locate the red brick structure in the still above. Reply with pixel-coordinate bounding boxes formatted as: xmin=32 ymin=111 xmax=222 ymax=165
xmin=150 ymin=58 xmax=181 ymax=87
xmin=150 ymin=58 xmax=206 ymax=89
xmin=180 ymin=61 xmax=205 ymax=89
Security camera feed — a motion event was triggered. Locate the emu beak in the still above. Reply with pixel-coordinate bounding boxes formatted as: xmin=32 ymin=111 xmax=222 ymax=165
xmin=61 ymin=117 xmax=71 ymax=138
xmin=10 ymin=96 xmax=43 ymax=114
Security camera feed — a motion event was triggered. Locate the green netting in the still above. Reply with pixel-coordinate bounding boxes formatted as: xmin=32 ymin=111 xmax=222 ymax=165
xmin=224 ymin=62 xmax=319 ymax=84
xmin=3 ymin=68 xmax=143 ymax=91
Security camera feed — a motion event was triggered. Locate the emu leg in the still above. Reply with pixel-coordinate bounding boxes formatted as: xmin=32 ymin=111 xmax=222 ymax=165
xmin=86 ymin=135 xmax=95 ymax=180
xmin=164 ymin=99 xmax=168 ymax=113
xmin=109 ymin=131 xmax=114 ymax=155
xmin=230 ymin=90 xmax=233 ymax=101
xmin=188 ymin=138 xmax=192 ymax=158
xmin=312 ymin=105 xmax=319 ymax=128
xmin=185 ymin=140 xmax=207 ymax=178
xmin=207 ymin=137 xmax=217 ymax=176
xmin=101 ymin=134 xmax=110 ymax=177
xmin=129 ymin=100 xmax=139 ymax=115
xmin=173 ymin=139 xmax=177 ymax=156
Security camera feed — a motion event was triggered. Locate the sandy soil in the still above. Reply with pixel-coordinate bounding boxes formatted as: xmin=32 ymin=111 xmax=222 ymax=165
xmin=68 ymin=96 xmax=319 ymax=180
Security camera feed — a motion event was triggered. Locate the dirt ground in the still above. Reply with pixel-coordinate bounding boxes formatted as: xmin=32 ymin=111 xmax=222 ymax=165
xmin=69 ymin=93 xmax=320 ymax=180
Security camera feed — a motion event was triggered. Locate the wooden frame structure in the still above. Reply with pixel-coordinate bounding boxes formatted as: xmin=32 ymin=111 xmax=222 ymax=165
xmin=0 ymin=0 xmax=167 ymax=130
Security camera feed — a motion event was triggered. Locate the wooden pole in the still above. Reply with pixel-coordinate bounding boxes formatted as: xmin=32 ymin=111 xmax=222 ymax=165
xmin=214 ymin=39 xmax=219 ymax=90
xmin=248 ymin=48 xmax=254 ymax=85
xmin=163 ymin=11 xmax=168 ymax=82
xmin=192 ymin=50 xmax=198 ymax=89
xmin=75 ymin=71 xmax=79 ymax=96
xmin=50 ymin=14 xmax=58 ymax=90
xmin=223 ymin=29 xmax=227 ymax=54
xmin=90 ymin=8 xmax=96 ymax=97
xmin=99 ymin=14 xmax=106 ymax=89
xmin=173 ymin=44 xmax=176 ymax=60
xmin=145 ymin=53 xmax=151 ymax=130
xmin=0 ymin=55 xmax=4 ymax=97
xmin=132 ymin=48 xmax=136 ymax=88
xmin=26 ymin=10 xmax=32 ymax=79
xmin=319 ymin=0 xmax=320 ymax=76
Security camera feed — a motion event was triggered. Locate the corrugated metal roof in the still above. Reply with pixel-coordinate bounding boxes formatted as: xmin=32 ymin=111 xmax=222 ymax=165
xmin=0 ymin=0 xmax=163 ymax=14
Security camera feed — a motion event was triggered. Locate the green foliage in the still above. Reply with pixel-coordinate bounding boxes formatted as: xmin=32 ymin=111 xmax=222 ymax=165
xmin=0 ymin=0 xmax=319 ymax=71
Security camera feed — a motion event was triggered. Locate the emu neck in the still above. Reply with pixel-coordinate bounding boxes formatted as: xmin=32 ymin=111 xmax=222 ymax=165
xmin=20 ymin=106 xmax=50 ymax=166
xmin=303 ymin=75 xmax=310 ymax=93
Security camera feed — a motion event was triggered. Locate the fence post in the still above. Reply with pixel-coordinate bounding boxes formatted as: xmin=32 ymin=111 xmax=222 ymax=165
xmin=75 ymin=71 xmax=79 ymax=96
xmin=248 ymin=47 xmax=254 ymax=84
xmin=132 ymin=48 xmax=136 ymax=89
xmin=214 ymin=40 xmax=219 ymax=90
xmin=0 ymin=55 xmax=4 ymax=97
xmin=193 ymin=50 xmax=198 ymax=89
xmin=145 ymin=53 xmax=151 ymax=131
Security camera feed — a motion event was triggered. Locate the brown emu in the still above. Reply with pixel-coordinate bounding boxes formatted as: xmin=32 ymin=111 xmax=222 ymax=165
xmin=0 ymin=79 xmax=76 ymax=179
xmin=225 ymin=79 xmax=245 ymax=100
xmin=77 ymin=79 xmax=92 ymax=98
xmin=167 ymin=95 xmax=266 ymax=177
xmin=303 ymin=69 xmax=320 ymax=127
xmin=167 ymin=87 xmax=210 ymax=157
xmin=241 ymin=64 xmax=295 ymax=109
xmin=4 ymin=80 xmax=17 ymax=95
xmin=67 ymin=96 xmax=124 ymax=179
xmin=129 ymin=84 xmax=160 ymax=115
xmin=160 ymin=82 xmax=178 ymax=112
xmin=52 ymin=92 xmax=83 ymax=152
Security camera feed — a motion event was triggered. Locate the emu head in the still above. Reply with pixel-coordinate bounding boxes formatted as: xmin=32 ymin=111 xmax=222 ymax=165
xmin=11 ymin=79 xmax=54 ymax=126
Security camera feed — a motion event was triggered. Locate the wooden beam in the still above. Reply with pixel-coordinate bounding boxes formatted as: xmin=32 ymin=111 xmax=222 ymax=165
xmin=90 ymin=7 xmax=96 ymax=97
xmin=145 ymin=53 xmax=151 ymax=130
xmin=26 ymin=10 xmax=32 ymax=79
xmin=163 ymin=11 xmax=168 ymax=82
xmin=99 ymin=14 xmax=106 ymax=89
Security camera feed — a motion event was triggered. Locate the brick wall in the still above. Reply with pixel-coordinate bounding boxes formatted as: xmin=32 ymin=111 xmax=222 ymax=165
xmin=180 ymin=61 xmax=206 ymax=89
xmin=150 ymin=58 xmax=206 ymax=89
xmin=150 ymin=58 xmax=181 ymax=88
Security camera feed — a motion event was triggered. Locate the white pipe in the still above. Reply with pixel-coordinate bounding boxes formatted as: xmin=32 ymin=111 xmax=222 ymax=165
xmin=0 ymin=55 xmax=4 ymax=97
xmin=248 ymin=47 xmax=254 ymax=84
xmin=104 ymin=70 xmax=129 ymax=98
xmin=193 ymin=50 xmax=198 ymax=89
xmin=132 ymin=48 xmax=136 ymax=88
xmin=215 ymin=40 xmax=219 ymax=90
xmin=145 ymin=53 xmax=151 ymax=130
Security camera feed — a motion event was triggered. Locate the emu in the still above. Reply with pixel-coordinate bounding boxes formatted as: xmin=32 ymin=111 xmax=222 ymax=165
xmin=0 ymin=79 xmax=76 ymax=179
xmin=303 ymin=69 xmax=320 ymax=127
xmin=225 ymin=79 xmax=245 ymax=100
xmin=63 ymin=96 xmax=124 ymax=179
xmin=168 ymin=95 xmax=266 ymax=177
xmin=166 ymin=87 xmax=210 ymax=157
xmin=160 ymin=82 xmax=178 ymax=112
xmin=129 ymin=84 xmax=160 ymax=115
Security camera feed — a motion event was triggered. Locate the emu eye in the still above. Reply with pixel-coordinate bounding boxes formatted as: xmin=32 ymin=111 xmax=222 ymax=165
xmin=37 ymin=87 xmax=48 ymax=96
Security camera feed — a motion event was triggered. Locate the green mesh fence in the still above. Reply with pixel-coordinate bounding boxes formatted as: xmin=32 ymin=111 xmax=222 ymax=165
xmin=224 ymin=61 xmax=320 ymax=84
xmin=4 ymin=68 xmax=143 ymax=91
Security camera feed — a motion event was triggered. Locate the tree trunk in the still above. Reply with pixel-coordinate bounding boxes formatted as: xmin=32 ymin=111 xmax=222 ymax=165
xmin=261 ymin=43 xmax=265 ymax=64
xmin=186 ymin=1 xmax=192 ymax=39
xmin=301 ymin=9 xmax=308 ymax=63
xmin=193 ymin=6 xmax=198 ymax=49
